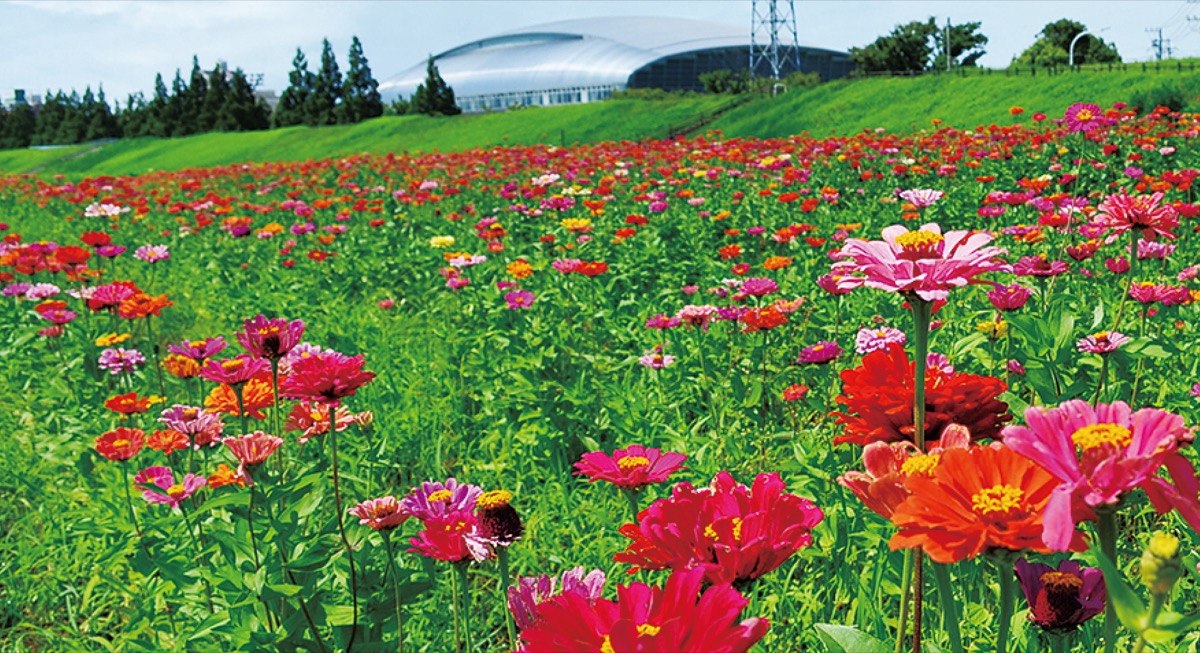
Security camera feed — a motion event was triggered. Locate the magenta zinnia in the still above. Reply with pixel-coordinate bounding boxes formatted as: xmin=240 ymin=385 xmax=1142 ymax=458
xmin=1002 ymin=400 xmax=1200 ymax=549
xmin=831 ymin=222 xmax=1009 ymax=301
xmin=614 ymin=471 xmax=823 ymax=586
xmin=1093 ymin=191 xmax=1179 ymax=241
xmin=573 ymin=445 xmax=686 ymax=491
xmin=133 ymin=465 xmax=207 ymax=509
xmin=280 ymin=350 xmax=376 ymax=407
xmin=237 ymin=314 xmax=305 ymax=359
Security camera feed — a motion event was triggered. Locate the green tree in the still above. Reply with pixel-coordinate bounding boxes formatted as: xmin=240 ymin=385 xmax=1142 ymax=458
xmin=119 ymin=92 xmax=152 ymax=138
xmin=200 ymin=61 xmax=231 ymax=131
xmin=339 ymin=36 xmax=383 ymax=123
xmin=167 ymin=69 xmax=189 ymax=136
xmin=218 ymin=69 xmax=271 ymax=131
xmin=849 ymin=19 xmax=939 ymax=73
xmin=55 ymin=91 xmax=86 ymax=144
xmin=410 ymin=56 xmax=460 ymax=116
xmin=700 ymin=69 xmax=751 ymax=94
xmin=274 ymin=48 xmax=314 ymax=127
xmin=931 ymin=21 xmax=988 ymax=69
xmin=307 ymin=38 xmax=342 ymax=125
xmin=85 ymin=87 xmax=120 ymax=140
xmin=31 ymin=91 xmax=64 ymax=145
xmin=1015 ymin=19 xmax=1120 ymax=68
xmin=0 ymin=102 xmax=35 ymax=149
xmin=176 ymin=56 xmax=208 ymax=135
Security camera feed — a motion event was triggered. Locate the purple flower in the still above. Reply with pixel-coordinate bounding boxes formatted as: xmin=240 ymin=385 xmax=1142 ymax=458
xmin=1077 ymin=331 xmax=1130 ymax=354
xmin=638 ymin=345 xmax=675 ymax=369
xmin=1007 ymin=360 xmax=1026 ymax=375
xmin=400 ymin=478 xmax=483 ymax=522
xmin=95 ymin=244 xmax=127 ymax=258
xmin=39 ymin=308 xmax=77 ymax=325
xmin=644 ymin=314 xmax=681 ymax=330
xmin=2 ymin=282 xmax=31 ymax=297
xmin=134 ymin=466 xmax=206 ymax=509
xmin=740 ymin=277 xmax=779 ymax=297
xmin=168 ymin=336 xmax=229 ymax=361
xmin=1014 ymin=558 xmax=1105 ymax=632
xmin=504 ymin=289 xmax=535 ymax=309
xmin=134 ymin=245 xmax=170 ymax=263
xmin=855 ymin=327 xmax=906 ymax=355
xmin=237 ymin=315 xmax=305 ymax=360
xmin=98 ymin=348 xmax=145 ymax=375
xmin=797 ymin=341 xmax=842 ymax=365
xmin=926 ymin=352 xmax=954 ymax=375
xmin=159 ymin=404 xmax=225 ymax=448
xmin=898 ymin=188 xmax=945 ymax=208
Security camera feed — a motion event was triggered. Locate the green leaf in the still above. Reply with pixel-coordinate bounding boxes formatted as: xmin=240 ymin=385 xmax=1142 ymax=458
xmin=1088 ymin=547 xmax=1147 ymax=633
xmin=814 ymin=624 xmax=890 ymax=653
xmin=188 ymin=610 xmax=231 ymax=642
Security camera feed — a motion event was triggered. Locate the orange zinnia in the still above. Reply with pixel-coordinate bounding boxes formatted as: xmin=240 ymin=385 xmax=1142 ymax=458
xmin=118 ymin=293 xmax=173 ymax=320
xmin=205 ymin=373 xmax=275 ymax=419
xmin=888 ymin=445 xmax=1083 ymax=564
xmin=105 ymin=392 xmax=154 ymax=415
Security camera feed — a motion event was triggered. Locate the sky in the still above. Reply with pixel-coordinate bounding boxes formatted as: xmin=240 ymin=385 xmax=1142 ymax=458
xmin=2 ymin=0 xmax=1198 ymax=104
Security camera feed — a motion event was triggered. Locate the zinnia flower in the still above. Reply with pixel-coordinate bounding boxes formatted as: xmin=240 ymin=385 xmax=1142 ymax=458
xmin=133 ymin=245 xmax=170 ymax=263
xmin=159 ymin=404 xmax=225 ymax=448
xmin=889 ymin=444 xmax=1083 ymax=563
xmin=1014 ymin=558 xmax=1105 ymax=633
xmin=1002 ymin=400 xmax=1200 ymax=549
xmin=638 ymin=345 xmax=675 ymax=369
xmin=223 ymin=431 xmax=283 ymax=483
xmin=200 ymin=355 xmax=270 ymax=386
xmin=349 ymin=496 xmax=410 ymax=531
xmin=574 ymin=445 xmax=685 ymax=491
xmin=95 ymin=427 xmax=144 ymax=461
xmin=831 ymin=223 xmax=1010 ymax=301
xmin=280 ymin=350 xmax=376 ymax=407
xmin=797 ymin=341 xmax=842 ymax=364
xmin=833 ymin=344 xmax=1011 ymax=447
xmin=407 ymin=511 xmax=490 ymax=562
xmin=988 ymin=283 xmax=1033 ymax=311
xmin=517 ymin=567 xmax=768 ymax=653
xmin=285 ymin=400 xmax=357 ymax=443
xmin=237 ymin=315 xmax=305 ymax=359
xmin=205 ymin=373 xmax=275 ymax=420
xmin=1093 ymin=192 xmax=1178 ymax=241
xmin=676 ymin=305 xmax=719 ymax=331
xmin=401 ymin=478 xmax=484 ymax=522
xmin=838 ymin=425 xmax=971 ymax=520
xmin=855 ymin=327 xmax=906 ymax=355
xmin=168 ymin=337 xmax=229 ymax=361
xmin=614 ymin=471 xmax=824 ymax=586
xmin=475 ymin=489 xmax=524 ymax=547
xmin=98 ymin=348 xmax=145 ymax=375
xmin=146 ymin=429 xmax=190 ymax=456
xmin=504 ymin=289 xmax=536 ymax=309
xmin=134 ymin=465 xmax=206 ymax=509
xmin=1076 ymin=330 xmax=1129 ymax=354
xmin=1063 ymin=102 xmax=1105 ymax=133
xmin=508 ymin=566 xmax=607 ymax=631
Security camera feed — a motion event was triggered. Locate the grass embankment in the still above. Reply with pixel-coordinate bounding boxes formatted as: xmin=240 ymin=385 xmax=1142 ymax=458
xmin=3 ymin=65 xmax=1199 ymax=177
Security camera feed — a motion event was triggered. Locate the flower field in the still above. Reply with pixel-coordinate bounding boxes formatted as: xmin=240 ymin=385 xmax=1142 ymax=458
xmin=1 ymin=102 xmax=1199 ymax=652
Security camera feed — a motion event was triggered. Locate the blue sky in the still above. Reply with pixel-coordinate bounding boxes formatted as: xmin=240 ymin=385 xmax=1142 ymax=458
xmin=2 ymin=1 xmax=1196 ymax=104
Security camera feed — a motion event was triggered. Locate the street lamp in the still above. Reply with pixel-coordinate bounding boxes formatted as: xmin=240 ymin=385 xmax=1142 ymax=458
xmin=1069 ymin=28 xmax=1110 ymax=67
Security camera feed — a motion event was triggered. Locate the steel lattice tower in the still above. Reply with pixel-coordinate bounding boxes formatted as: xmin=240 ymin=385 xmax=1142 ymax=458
xmin=750 ymin=0 xmax=800 ymax=79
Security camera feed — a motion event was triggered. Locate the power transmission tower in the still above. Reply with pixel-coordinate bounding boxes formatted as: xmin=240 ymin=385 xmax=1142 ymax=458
xmin=1148 ymin=27 xmax=1172 ymax=60
xmin=750 ymin=0 xmax=801 ymax=80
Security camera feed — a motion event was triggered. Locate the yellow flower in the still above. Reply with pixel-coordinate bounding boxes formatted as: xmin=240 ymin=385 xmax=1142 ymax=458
xmin=560 ymin=217 xmax=592 ymax=232
xmin=429 ymin=236 xmax=456 ymax=248
xmin=506 ymin=259 xmax=534 ymax=280
xmin=975 ymin=321 xmax=1009 ymax=340
xmin=95 ymin=333 xmax=132 ymax=347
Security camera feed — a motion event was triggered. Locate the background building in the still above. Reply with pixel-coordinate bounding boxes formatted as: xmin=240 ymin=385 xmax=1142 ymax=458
xmin=379 ymin=17 xmax=852 ymax=113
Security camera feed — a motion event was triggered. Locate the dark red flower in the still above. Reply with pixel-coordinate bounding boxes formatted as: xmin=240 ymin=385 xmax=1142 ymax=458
xmin=833 ymin=344 xmax=1011 ymax=447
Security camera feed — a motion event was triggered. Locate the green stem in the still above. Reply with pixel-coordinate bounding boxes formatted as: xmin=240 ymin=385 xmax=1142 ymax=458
xmin=121 ymin=461 xmax=142 ymax=536
xmin=181 ymin=504 xmax=216 ymax=613
xmin=328 ymin=409 xmax=360 ymax=652
xmin=912 ymin=554 xmax=923 ymax=653
xmin=622 ymin=488 xmax=642 ymax=521
xmin=1132 ymin=594 xmax=1166 ymax=653
xmin=382 ymin=531 xmax=405 ymax=653
xmin=1097 ymin=510 xmax=1119 ymax=653
xmin=497 ymin=547 xmax=516 ymax=652
xmin=932 ymin=562 xmax=963 ymax=653
xmin=911 ymin=298 xmax=932 ymax=450
xmin=450 ymin=565 xmax=463 ymax=652
xmin=1046 ymin=632 xmax=1069 ymax=653
xmin=455 ymin=561 xmax=474 ymax=653
xmin=1093 ymin=355 xmax=1109 ymax=405
xmin=894 ymin=549 xmax=913 ymax=653
xmin=997 ymin=561 xmax=1015 ymax=653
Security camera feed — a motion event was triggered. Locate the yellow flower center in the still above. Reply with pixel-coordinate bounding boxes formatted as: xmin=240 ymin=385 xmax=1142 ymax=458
xmin=704 ymin=517 xmax=744 ymax=542
xmin=894 ymin=229 xmax=945 ymax=251
xmin=1076 ymin=109 xmax=1093 ymax=121
xmin=167 ymin=484 xmax=186 ymax=498
xmin=617 ymin=456 xmax=651 ymax=471
xmin=1071 ymin=424 xmax=1132 ymax=450
xmin=1092 ymin=331 xmax=1110 ymax=341
xmin=258 ymin=326 xmax=281 ymax=336
xmin=812 ymin=345 xmax=824 ymax=352
xmin=112 ymin=439 xmax=130 ymax=448
xmin=221 ymin=359 xmax=245 ymax=370
xmin=971 ymin=484 xmax=1025 ymax=516
xmin=428 ymin=489 xmax=453 ymax=503
xmin=901 ymin=453 xmax=941 ymax=476
xmin=601 ymin=636 xmax=615 ymax=653
xmin=1040 ymin=571 xmax=1083 ymax=594
xmin=476 ymin=490 xmax=513 ymax=510
xmin=637 ymin=624 xmax=661 ymax=637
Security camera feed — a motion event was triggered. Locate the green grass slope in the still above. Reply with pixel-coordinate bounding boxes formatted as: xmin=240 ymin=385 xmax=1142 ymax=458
xmin=710 ymin=67 xmax=1200 ymax=136
xmin=3 ymin=66 xmax=1199 ymax=177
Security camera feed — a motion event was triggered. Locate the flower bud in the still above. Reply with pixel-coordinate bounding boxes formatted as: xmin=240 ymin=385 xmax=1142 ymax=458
xmin=1140 ymin=532 xmax=1183 ymax=596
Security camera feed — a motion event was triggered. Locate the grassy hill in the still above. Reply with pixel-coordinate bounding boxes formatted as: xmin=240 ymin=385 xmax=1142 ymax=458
xmin=2 ymin=64 xmax=1199 ymax=177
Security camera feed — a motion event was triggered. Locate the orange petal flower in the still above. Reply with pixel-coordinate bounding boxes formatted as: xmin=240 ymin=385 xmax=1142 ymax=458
xmin=204 ymin=373 xmax=275 ymax=419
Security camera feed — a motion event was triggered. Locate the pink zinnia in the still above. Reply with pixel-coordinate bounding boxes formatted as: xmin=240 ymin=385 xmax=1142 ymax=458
xmin=573 ymin=444 xmax=686 ymax=491
xmin=504 ymin=289 xmax=536 ymax=309
xmin=200 ymin=354 xmax=270 ymax=385
xmin=401 ymin=477 xmax=483 ymax=522
xmin=855 ymin=327 xmax=906 ymax=355
xmin=739 ymin=277 xmax=778 ymax=297
xmin=407 ymin=511 xmax=490 ymax=562
xmin=237 ymin=314 xmax=305 ymax=359
xmin=675 ymin=304 xmax=720 ymax=331
xmin=1002 ymin=400 xmax=1200 ymax=549
xmin=158 ymin=404 xmax=225 ymax=448
xmin=223 ymin=431 xmax=284 ymax=483
xmin=507 ymin=566 xmax=607 ymax=631
xmin=1063 ymin=102 xmax=1105 ymax=133
xmin=1014 ymin=255 xmax=1069 ymax=277
xmin=1105 ymin=257 xmax=1130 ymax=274
xmin=134 ymin=465 xmax=207 ymax=509
xmin=349 ymin=496 xmax=410 ymax=531
xmin=645 ymin=313 xmax=681 ymax=330
xmin=280 ymin=350 xmax=376 ymax=407
xmin=987 ymin=283 xmax=1033 ymax=311
xmin=831 ymin=223 xmax=1010 ymax=301
xmin=168 ymin=337 xmax=229 ymax=361
xmin=898 ymin=188 xmax=944 ymax=208
xmin=797 ymin=341 xmax=842 ymax=365
xmin=1094 ymin=192 xmax=1178 ymax=240
xmin=1076 ymin=331 xmax=1129 ymax=354
xmin=816 ymin=273 xmax=852 ymax=296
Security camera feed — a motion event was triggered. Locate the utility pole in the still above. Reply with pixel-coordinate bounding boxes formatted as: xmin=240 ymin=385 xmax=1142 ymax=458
xmin=1147 ymin=27 xmax=1170 ymax=60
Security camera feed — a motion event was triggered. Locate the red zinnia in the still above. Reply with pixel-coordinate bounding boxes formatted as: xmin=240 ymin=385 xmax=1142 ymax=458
xmin=833 ymin=344 xmax=1011 ymax=447
xmin=280 ymin=350 xmax=376 ymax=407
xmin=576 ymin=261 xmax=608 ymax=277
xmin=519 ymin=567 xmax=768 ymax=653
xmin=614 ymin=472 xmax=824 ymax=586
xmin=739 ymin=306 xmax=788 ymax=333
xmin=105 ymin=392 xmax=154 ymax=415
xmin=95 ymin=427 xmax=145 ymax=461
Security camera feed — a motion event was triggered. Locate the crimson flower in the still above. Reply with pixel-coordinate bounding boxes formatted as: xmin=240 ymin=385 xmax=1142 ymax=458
xmin=614 ymin=472 xmax=823 ymax=586
xmin=1015 ymin=558 xmax=1106 ymax=633
xmin=237 ymin=314 xmax=305 ymax=359
xmin=518 ymin=567 xmax=768 ymax=653
xmin=573 ymin=445 xmax=686 ymax=491
xmin=280 ymin=350 xmax=376 ymax=407
xmin=833 ymin=344 xmax=1011 ymax=447
xmin=1093 ymin=191 xmax=1179 ymax=241
xmin=95 ymin=427 xmax=144 ymax=461
xmin=407 ymin=511 xmax=490 ymax=562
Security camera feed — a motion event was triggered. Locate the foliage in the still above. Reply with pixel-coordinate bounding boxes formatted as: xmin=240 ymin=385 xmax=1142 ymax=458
xmin=851 ymin=18 xmax=988 ymax=74
xmin=339 ymin=36 xmax=384 ymax=124
xmin=410 ymin=57 xmax=461 ymax=116
xmin=700 ymin=69 xmax=753 ymax=94
xmin=274 ymin=48 xmax=316 ymax=129
xmin=307 ymin=39 xmax=343 ymax=126
xmin=1014 ymin=19 xmax=1122 ymax=68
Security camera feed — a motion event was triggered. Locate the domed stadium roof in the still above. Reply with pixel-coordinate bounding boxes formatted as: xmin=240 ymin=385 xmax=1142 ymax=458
xmin=379 ymin=16 xmax=852 ymax=112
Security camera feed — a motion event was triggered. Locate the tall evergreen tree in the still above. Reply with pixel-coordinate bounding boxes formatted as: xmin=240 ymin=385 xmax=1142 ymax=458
xmin=219 ymin=69 xmax=270 ymax=131
xmin=167 ymin=69 xmax=189 ymax=136
xmin=274 ymin=48 xmax=315 ymax=127
xmin=1 ymin=102 xmax=35 ymax=149
xmin=145 ymin=73 xmax=172 ymax=137
xmin=57 ymin=90 xmax=87 ymax=144
xmin=176 ymin=56 xmax=208 ymax=135
xmin=201 ymin=61 xmax=231 ymax=131
xmin=307 ymin=38 xmax=342 ymax=125
xmin=0 ymin=106 xmax=7 ymax=149
xmin=86 ymin=87 xmax=121 ymax=140
xmin=338 ymin=36 xmax=382 ymax=124
xmin=410 ymin=56 xmax=460 ymax=116
xmin=31 ymin=90 xmax=64 ymax=145
xmin=120 ymin=92 xmax=151 ymax=138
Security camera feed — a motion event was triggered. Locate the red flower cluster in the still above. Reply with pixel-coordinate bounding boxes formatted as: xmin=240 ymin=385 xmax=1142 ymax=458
xmin=833 ymin=344 xmax=1011 ymax=447
xmin=614 ymin=471 xmax=823 ymax=586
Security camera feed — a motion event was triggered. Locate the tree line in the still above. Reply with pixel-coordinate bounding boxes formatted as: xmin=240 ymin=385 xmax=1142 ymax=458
xmin=851 ymin=18 xmax=1120 ymax=75
xmin=0 ymin=35 xmax=393 ymax=151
